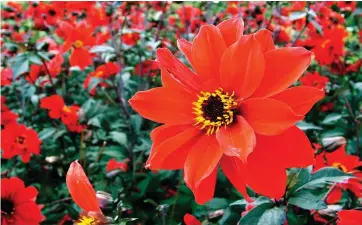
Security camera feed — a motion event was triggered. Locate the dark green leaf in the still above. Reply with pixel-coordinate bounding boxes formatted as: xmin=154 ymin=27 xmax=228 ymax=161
xmin=239 ymin=203 xmax=286 ymax=225
xmin=288 ymin=190 xmax=327 ymax=210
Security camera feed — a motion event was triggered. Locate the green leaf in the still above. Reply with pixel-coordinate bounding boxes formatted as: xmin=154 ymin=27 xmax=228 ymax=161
xmin=295 ymin=167 xmax=353 ymax=191
xmin=288 ymin=190 xmax=327 ymax=210
xmin=87 ymin=77 xmax=103 ymax=92
xmin=321 ymin=113 xmax=343 ymax=125
xmin=286 ymin=206 xmax=308 ymax=225
xmin=28 ymin=53 xmax=43 ymax=65
xmin=11 ymin=53 xmax=30 ymax=79
xmin=38 ymin=128 xmax=57 ymax=140
xmin=287 ymin=167 xmax=312 ymax=194
xmin=109 ymin=131 xmax=127 ymax=146
xmin=296 ymin=121 xmax=323 ymax=131
xmin=289 ymin=11 xmax=307 ymax=21
xmin=239 ymin=203 xmax=286 ymax=225
xmin=90 ymin=45 xmax=115 ymax=53
xmin=231 ymin=196 xmax=272 ymax=207
xmin=205 ymin=198 xmax=228 ymax=210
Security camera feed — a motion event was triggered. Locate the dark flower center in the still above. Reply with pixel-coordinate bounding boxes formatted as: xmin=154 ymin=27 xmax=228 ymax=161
xmin=48 ymin=9 xmax=56 ymax=16
xmin=15 ymin=136 xmax=25 ymax=144
xmin=1 ymin=198 xmax=15 ymax=215
xmin=202 ymin=95 xmax=226 ymax=122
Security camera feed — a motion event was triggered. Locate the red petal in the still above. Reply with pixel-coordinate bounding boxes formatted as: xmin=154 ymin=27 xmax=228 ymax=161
xmin=70 ymin=48 xmax=93 ymax=70
xmin=156 ymin=48 xmax=201 ymax=92
xmin=147 ymin=126 xmax=200 ymax=170
xmin=192 ymin=167 xmax=218 ymax=205
xmin=337 ymin=210 xmax=362 ymax=225
xmin=270 ymin=86 xmax=324 ymax=115
xmin=66 ymin=161 xmax=101 ymax=213
xmin=216 ymin=116 xmax=256 ymax=162
xmin=240 ymin=98 xmax=304 ymax=135
xmin=246 ymin=150 xmax=287 ymax=199
xmin=184 ymin=135 xmax=222 ymax=189
xmin=326 ymin=185 xmax=343 ymax=204
xmin=252 ymin=47 xmax=312 ymax=97
xmin=129 ymin=87 xmax=196 ymax=125
xmin=220 ymin=155 xmax=252 ymax=201
xmin=177 ymin=38 xmax=194 ymax=68
xmin=161 ymin=68 xmax=196 ymax=95
xmin=184 ymin=214 xmax=201 ymax=225
xmin=254 ymin=126 xmax=315 ymax=168
xmin=191 ymin=25 xmax=226 ymax=82
xmin=220 ymin=35 xmax=265 ymax=98
xmin=217 ymin=18 xmax=244 ymax=47
xmin=254 ymin=29 xmax=275 ymax=53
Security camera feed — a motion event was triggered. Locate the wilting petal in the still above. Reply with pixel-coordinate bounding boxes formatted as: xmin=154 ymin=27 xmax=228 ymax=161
xmin=254 ymin=126 xmax=315 ymax=168
xmin=177 ymin=39 xmax=194 ymax=68
xmin=129 ymin=87 xmax=196 ymax=125
xmin=192 ymin=167 xmax=218 ymax=205
xmin=270 ymin=86 xmax=324 ymax=115
xmin=70 ymin=48 xmax=93 ymax=70
xmin=216 ymin=116 xmax=256 ymax=162
xmin=156 ymin=48 xmax=201 ymax=92
xmin=191 ymin=25 xmax=226 ymax=82
xmin=246 ymin=150 xmax=287 ymax=199
xmin=220 ymin=155 xmax=251 ymax=201
xmin=220 ymin=35 xmax=265 ymax=98
xmin=161 ymin=68 xmax=195 ymax=95
xmin=240 ymin=98 xmax=303 ymax=135
xmin=217 ymin=17 xmax=244 ymax=47
xmin=147 ymin=126 xmax=200 ymax=170
xmin=252 ymin=47 xmax=312 ymax=97
xmin=184 ymin=135 xmax=223 ymax=190
xmin=66 ymin=161 xmax=101 ymax=213
xmin=184 ymin=214 xmax=201 ymax=225
xmin=254 ymin=29 xmax=275 ymax=53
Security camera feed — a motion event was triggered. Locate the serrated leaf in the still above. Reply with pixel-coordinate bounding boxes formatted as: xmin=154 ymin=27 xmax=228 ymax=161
xmin=239 ymin=203 xmax=286 ymax=225
xmin=288 ymin=190 xmax=327 ymax=210
xmin=295 ymin=167 xmax=353 ymax=192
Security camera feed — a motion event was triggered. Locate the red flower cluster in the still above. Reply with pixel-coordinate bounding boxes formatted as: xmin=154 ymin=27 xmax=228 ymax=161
xmin=40 ymin=95 xmax=84 ymax=133
xmin=1 ymin=177 xmax=44 ymax=225
xmin=1 ymin=96 xmax=18 ymax=126
xmin=130 ymin=18 xmax=324 ymax=204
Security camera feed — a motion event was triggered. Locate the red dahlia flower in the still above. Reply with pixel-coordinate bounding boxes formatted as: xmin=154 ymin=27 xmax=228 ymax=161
xmin=40 ymin=95 xmax=83 ymax=133
xmin=106 ymin=158 xmax=129 ymax=172
xmin=1 ymin=124 xmax=41 ymax=163
xmin=1 ymin=177 xmax=44 ymax=225
xmin=61 ymin=22 xmax=95 ymax=70
xmin=135 ymin=60 xmax=159 ymax=77
xmin=66 ymin=161 xmax=107 ymax=224
xmin=337 ymin=210 xmax=362 ymax=225
xmin=129 ymin=18 xmax=324 ymax=204
xmin=299 ymin=71 xmax=329 ymax=91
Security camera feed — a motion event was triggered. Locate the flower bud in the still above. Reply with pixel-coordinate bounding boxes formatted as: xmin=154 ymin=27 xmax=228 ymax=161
xmin=322 ymin=136 xmax=346 ymax=152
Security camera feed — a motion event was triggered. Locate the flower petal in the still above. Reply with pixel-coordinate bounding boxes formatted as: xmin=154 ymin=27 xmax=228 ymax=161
xmin=147 ymin=125 xmax=200 ymax=170
xmin=240 ymin=98 xmax=304 ymax=135
xmin=66 ymin=161 xmax=101 ymax=213
xmin=184 ymin=214 xmax=201 ymax=225
xmin=192 ymin=167 xmax=218 ymax=205
xmin=220 ymin=155 xmax=252 ymax=201
xmin=161 ymin=68 xmax=195 ymax=95
xmin=252 ymin=47 xmax=312 ymax=97
xmin=220 ymin=35 xmax=265 ymax=98
xmin=217 ymin=17 xmax=244 ymax=47
xmin=70 ymin=48 xmax=93 ymax=70
xmin=156 ymin=48 xmax=201 ymax=92
xmin=184 ymin=135 xmax=222 ymax=189
xmin=270 ymin=86 xmax=324 ymax=115
xmin=246 ymin=150 xmax=287 ymax=199
xmin=191 ymin=25 xmax=226 ymax=82
xmin=129 ymin=87 xmax=196 ymax=125
xmin=254 ymin=29 xmax=275 ymax=53
xmin=216 ymin=116 xmax=256 ymax=162
xmin=177 ymin=38 xmax=194 ymax=68
xmin=254 ymin=126 xmax=315 ymax=168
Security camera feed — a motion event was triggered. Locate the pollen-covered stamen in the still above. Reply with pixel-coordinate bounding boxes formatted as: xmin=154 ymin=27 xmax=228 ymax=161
xmin=332 ymin=162 xmax=347 ymax=173
xmin=76 ymin=215 xmax=97 ymax=225
xmin=193 ymin=88 xmax=238 ymax=135
xmin=73 ymin=40 xmax=84 ymax=48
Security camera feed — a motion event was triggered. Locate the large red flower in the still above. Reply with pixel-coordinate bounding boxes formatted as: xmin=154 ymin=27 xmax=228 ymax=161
xmin=1 ymin=177 xmax=44 ymax=225
xmin=129 ymin=18 xmax=324 ymax=204
xmin=337 ymin=210 xmax=362 ymax=225
xmin=1 ymin=123 xmax=41 ymax=163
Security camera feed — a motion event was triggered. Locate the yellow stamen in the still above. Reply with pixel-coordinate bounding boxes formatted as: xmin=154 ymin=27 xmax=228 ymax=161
xmin=74 ymin=40 xmax=84 ymax=48
xmin=76 ymin=216 xmax=97 ymax=225
xmin=321 ymin=39 xmax=331 ymax=48
xmin=62 ymin=105 xmax=71 ymax=113
xmin=95 ymin=71 xmax=104 ymax=78
xmin=332 ymin=162 xmax=347 ymax=173
xmin=193 ymin=88 xmax=238 ymax=135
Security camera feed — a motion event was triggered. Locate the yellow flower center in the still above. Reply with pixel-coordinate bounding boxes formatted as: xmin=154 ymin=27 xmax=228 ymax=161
xmin=62 ymin=105 xmax=71 ymax=113
xmin=74 ymin=40 xmax=84 ymax=48
xmin=76 ymin=216 xmax=97 ymax=225
xmin=321 ymin=39 xmax=331 ymax=48
xmin=332 ymin=162 xmax=347 ymax=173
xmin=193 ymin=88 xmax=238 ymax=135
xmin=95 ymin=71 xmax=104 ymax=77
